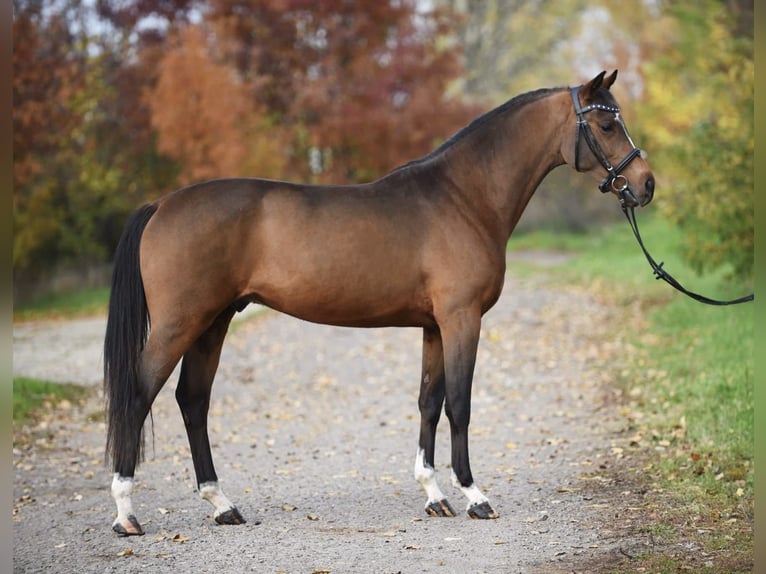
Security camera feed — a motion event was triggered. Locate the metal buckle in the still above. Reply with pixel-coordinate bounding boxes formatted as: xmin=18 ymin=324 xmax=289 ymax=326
xmin=611 ymin=174 xmax=628 ymax=193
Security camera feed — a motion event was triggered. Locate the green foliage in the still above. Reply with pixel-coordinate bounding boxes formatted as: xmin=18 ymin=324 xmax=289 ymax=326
xmin=13 ymin=286 xmax=110 ymax=321
xmin=444 ymin=0 xmax=588 ymax=99
xmin=13 ymin=377 xmax=92 ymax=426
xmin=638 ymin=1 xmax=753 ymax=280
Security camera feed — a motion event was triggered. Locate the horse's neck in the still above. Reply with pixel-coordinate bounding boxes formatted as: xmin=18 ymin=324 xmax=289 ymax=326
xmin=439 ymin=91 xmax=569 ymax=243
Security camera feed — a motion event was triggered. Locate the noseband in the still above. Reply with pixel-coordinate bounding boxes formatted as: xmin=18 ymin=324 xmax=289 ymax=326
xmin=570 ymin=86 xmax=642 ymax=204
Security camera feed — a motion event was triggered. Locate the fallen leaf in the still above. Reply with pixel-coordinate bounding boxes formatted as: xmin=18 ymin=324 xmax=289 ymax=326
xmin=281 ymin=504 xmax=297 ymax=511
xmin=116 ymin=548 xmax=134 ymax=557
xmin=158 ymin=507 xmax=170 ymax=514
xmin=171 ymin=534 xmax=189 ymax=543
xmin=306 ymin=514 xmax=320 ymax=521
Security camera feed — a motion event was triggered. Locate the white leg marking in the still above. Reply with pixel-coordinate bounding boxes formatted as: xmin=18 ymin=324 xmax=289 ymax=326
xmin=414 ymin=448 xmax=446 ymax=505
xmin=199 ymin=481 xmax=236 ymax=518
xmin=451 ymin=470 xmax=489 ymax=510
xmin=111 ymin=473 xmax=136 ymax=524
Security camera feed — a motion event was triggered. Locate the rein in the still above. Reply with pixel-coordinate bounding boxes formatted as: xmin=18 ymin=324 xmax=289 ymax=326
xmin=570 ymin=85 xmax=754 ymax=306
xmin=622 ymin=206 xmax=754 ymax=306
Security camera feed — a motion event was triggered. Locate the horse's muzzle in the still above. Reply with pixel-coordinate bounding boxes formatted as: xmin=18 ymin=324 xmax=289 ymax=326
xmin=620 ymin=175 xmax=654 ymax=208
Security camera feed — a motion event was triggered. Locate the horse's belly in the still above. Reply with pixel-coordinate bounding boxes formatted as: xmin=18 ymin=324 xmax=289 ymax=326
xmin=250 ymin=269 xmax=433 ymax=328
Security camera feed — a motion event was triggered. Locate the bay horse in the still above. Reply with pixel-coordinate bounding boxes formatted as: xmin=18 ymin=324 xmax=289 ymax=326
xmin=104 ymin=70 xmax=655 ymax=535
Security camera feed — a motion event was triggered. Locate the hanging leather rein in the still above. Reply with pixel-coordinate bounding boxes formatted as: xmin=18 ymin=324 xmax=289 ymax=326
xmin=570 ymin=86 xmax=754 ymax=306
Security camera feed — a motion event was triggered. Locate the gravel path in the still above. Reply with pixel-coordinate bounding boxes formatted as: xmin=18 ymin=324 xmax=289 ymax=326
xmin=13 ymin=271 xmax=638 ymax=573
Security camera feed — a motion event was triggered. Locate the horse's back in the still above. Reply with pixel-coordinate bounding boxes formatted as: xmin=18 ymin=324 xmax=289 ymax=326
xmin=138 ymin=178 xmax=440 ymax=328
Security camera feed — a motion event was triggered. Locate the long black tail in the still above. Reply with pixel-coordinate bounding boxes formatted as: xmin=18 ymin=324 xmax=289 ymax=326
xmin=104 ymin=203 xmax=158 ymax=471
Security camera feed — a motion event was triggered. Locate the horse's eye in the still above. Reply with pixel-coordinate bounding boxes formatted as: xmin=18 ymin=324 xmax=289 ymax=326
xmin=600 ymin=122 xmax=614 ymax=133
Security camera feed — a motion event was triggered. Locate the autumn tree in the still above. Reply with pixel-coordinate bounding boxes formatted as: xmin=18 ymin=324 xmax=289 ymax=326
xmin=14 ymin=0 xmax=90 ymax=274
xmin=101 ymin=0 xmax=480 ymax=184
xmin=146 ymin=26 xmax=286 ymax=186
xmin=14 ymin=0 xmax=480 ymax=286
xmin=206 ymin=0 xmax=480 ymax=183
xmin=13 ymin=0 xmax=179 ymax=284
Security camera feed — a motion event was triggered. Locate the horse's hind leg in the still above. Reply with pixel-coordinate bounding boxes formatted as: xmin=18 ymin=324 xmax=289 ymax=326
xmin=414 ymin=327 xmax=456 ymax=517
xmin=175 ymin=307 xmax=246 ymax=525
xmin=111 ymin=325 xmax=194 ymax=536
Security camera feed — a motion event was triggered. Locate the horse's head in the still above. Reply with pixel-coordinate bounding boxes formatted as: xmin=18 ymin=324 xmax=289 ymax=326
xmin=562 ymin=70 xmax=655 ymax=208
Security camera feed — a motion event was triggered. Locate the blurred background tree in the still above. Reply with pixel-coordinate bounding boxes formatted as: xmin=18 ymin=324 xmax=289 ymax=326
xmin=12 ymin=0 xmax=753 ymax=300
xmin=635 ymin=0 xmax=753 ymax=280
xmin=438 ymin=0 xmax=652 ymax=234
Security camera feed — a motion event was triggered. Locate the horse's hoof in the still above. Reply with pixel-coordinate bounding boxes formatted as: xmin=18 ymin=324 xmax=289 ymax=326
xmin=425 ymin=499 xmax=456 ymax=518
xmin=467 ymin=501 xmax=499 ymax=520
xmin=112 ymin=515 xmax=145 ymax=536
xmin=215 ymin=507 xmax=247 ymax=525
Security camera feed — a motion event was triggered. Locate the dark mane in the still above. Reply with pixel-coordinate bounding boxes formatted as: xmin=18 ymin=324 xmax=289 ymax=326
xmin=388 ymin=86 xmax=564 ymax=174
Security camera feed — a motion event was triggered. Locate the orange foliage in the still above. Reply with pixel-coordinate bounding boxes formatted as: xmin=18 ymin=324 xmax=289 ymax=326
xmin=147 ymin=26 xmax=286 ymax=185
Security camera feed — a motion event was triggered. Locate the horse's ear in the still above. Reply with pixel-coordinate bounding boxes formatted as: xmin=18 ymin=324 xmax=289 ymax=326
xmin=581 ymin=70 xmax=607 ymax=102
xmin=602 ymin=70 xmax=618 ymax=90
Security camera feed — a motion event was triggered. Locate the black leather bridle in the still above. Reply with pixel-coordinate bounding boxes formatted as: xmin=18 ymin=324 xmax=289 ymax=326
xmin=570 ymin=86 xmax=642 ymax=205
xmin=570 ymin=86 xmax=753 ymax=305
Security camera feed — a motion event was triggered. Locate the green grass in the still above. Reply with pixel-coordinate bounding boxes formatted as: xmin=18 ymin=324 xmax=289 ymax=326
xmin=13 ymin=377 xmax=93 ymax=427
xmin=14 ymin=286 xmax=110 ymax=322
xmin=562 ymin=213 xmax=753 ymax=465
xmin=530 ymin=211 xmax=754 ymax=571
xmin=508 ymin=225 xmax=602 ymax=253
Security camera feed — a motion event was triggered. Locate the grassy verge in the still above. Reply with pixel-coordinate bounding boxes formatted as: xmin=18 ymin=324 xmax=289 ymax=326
xmin=513 ymin=212 xmax=754 ymax=572
xmin=13 ymin=286 xmax=110 ymax=322
xmin=13 ymin=377 xmax=93 ymax=428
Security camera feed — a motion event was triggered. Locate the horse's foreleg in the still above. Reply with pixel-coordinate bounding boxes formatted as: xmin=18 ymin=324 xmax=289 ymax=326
xmin=441 ymin=310 xmax=498 ymax=520
xmin=414 ymin=327 xmax=455 ymax=517
xmin=176 ymin=307 xmax=245 ymax=526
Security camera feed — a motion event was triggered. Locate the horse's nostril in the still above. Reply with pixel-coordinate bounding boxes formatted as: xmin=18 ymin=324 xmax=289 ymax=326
xmin=645 ymin=176 xmax=655 ymax=196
